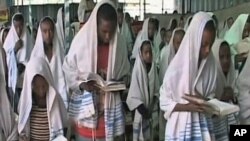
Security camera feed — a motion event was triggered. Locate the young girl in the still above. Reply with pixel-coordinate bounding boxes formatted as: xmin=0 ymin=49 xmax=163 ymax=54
xmin=160 ymin=12 xmax=217 ymax=140
xmin=0 ymin=46 xmax=18 ymax=141
xmin=18 ymin=57 xmax=67 ymax=141
xmin=212 ymin=39 xmax=238 ymax=141
xmin=127 ymin=40 xmax=159 ymax=141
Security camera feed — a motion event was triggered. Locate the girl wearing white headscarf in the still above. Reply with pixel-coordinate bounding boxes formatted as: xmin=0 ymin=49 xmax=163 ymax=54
xmin=31 ymin=17 xmax=69 ymax=108
xmin=0 ymin=47 xmax=18 ymax=141
xmin=236 ymin=40 xmax=250 ymax=124
xmin=224 ymin=14 xmax=250 ymax=55
xmin=160 ymin=12 xmax=217 ymax=141
xmin=63 ymin=1 xmax=130 ymax=140
xmin=18 ymin=57 xmax=68 ymax=141
xmin=127 ymin=40 xmax=159 ymax=141
xmin=212 ymin=39 xmax=238 ymax=141
xmin=3 ymin=13 xmax=33 ymax=112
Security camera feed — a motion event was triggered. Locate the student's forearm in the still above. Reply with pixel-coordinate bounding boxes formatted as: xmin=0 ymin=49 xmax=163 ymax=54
xmin=173 ymin=103 xmax=189 ymax=112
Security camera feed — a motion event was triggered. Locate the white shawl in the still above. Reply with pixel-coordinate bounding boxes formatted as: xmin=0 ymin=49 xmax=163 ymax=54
xmin=212 ymin=39 xmax=235 ymax=99
xmin=63 ymin=1 xmax=130 ymax=140
xmin=132 ymin=18 xmax=159 ymax=62
xmin=160 ymin=12 xmax=217 ymax=141
xmin=219 ymin=18 xmax=230 ymax=38
xmin=78 ymin=0 xmax=95 ymax=23
xmin=159 ymin=28 xmax=184 ymax=84
xmin=31 ymin=17 xmax=68 ymax=108
xmin=212 ymin=39 xmax=237 ymax=141
xmin=120 ymin=15 xmax=134 ymax=54
xmin=56 ymin=8 xmax=65 ymax=52
xmin=184 ymin=16 xmax=192 ymax=31
xmin=127 ymin=40 xmax=159 ymax=141
xmin=0 ymin=48 xmax=18 ymax=141
xmin=224 ymin=14 xmax=249 ymax=55
xmin=0 ymin=28 xmax=7 ymax=47
xmin=3 ymin=13 xmax=33 ymax=93
xmin=132 ymin=18 xmax=149 ymax=59
xmin=18 ymin=57 xmax=68 ymax=140
xmin=236 ymin=43 xmax=250 ymax=124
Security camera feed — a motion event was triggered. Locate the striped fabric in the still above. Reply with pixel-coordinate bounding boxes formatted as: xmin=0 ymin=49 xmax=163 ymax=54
xmin=165 ymin=114 xmax=215 ymax=141
xmin=30 ymin=105 xmax=50 ymax=140
xmin=104 ymin=101 xmax=125 ymax=140
xmin=68 ymin=90 xmax=97 ymax=128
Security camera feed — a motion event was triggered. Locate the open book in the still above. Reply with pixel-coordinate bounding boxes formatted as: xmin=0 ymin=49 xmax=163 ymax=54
xmin=183 ymin=95 xmax=240 ymax=117
xmin=84 ymin=73 xmax=126 ymax=92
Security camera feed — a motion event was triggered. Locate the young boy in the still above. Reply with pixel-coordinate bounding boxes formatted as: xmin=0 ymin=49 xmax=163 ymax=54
xmin=18 ymin=57 xmax=67 ymax=141
xmin=127 ymin=40 xmax=159 ymax=141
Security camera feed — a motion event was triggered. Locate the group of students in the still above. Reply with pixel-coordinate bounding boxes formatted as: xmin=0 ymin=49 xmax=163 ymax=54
xmin=1 ymin=0 xmax=250 ymax=141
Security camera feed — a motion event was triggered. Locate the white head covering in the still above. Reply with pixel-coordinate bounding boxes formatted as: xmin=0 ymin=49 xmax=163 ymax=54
xmin=56 ymin=8 xmax=65 ymax=50
xmin=212 ymin=39 xmax=235 ymax=99
xmin=78 ymin=0 xmax=95 ymax=23
xmin=0 ymin=28 xmax=8 ymax=47
xmin=224 ymin=14 xmax=249 ymax=54
xmin=159 ymin=28 xmax=184 ymax=84
xmin=131 ymin=18 xmax=149 ymax=59
xmin=3 ymin=13 xmax=33 ymax=93
xmin=18 ymin=57 xmax=68 ymax=140
xmin=120 ymin=12 xmax=133 ymax=54
xmin=167 ymin=18 xmax=177 ymax=30
xmin=0 ymin=49 xmax=18 ymax=141
xmin=160 ymin=12 xmax=217 ymax=140
xmin=63 ymin=0 xmax=130 ymax=140
xmin=127 ymin=39 xmax=159 ymax=140
xmin=184 ymin=16 xmax=192 ymax=31
xmin=236 ymin=41 xmax=250 ymax=124
xmin=31 ymin=17 xmax=68 ymax=108
xmin=219 ymin=17 xmax=232 ymax=38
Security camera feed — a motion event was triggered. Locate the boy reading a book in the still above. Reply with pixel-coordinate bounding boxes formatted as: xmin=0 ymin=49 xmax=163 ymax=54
xmin=63 ymin=1 xmax=130 ymax=140
xmin=127 ymin=40 xmax=159 ymax=141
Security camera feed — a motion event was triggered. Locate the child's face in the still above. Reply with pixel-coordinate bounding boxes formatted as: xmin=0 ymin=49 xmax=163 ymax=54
xmin=32 ymin=75 xmax=49 ymax=99
xmin=219 ymin=43 xmax=231 ymax=74
xmin=141 ymin=43 xmax=153 ymax=64
xmin=242 ymin=22 xmax=250 ymax=39
xmin=199 ymin=29 xmax=215 ymax=60
xmin=160 ymin=30 xmax=166 ymax=41
xmin=148 ymin=22 xmax=156 ymax=40
xmin=165 ymin=31 xmax=172 ymax=44
xmin=173 ymin=34 xmax=184 ymax=53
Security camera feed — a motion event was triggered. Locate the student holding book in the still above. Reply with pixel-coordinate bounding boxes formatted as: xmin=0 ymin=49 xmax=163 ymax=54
xmin=160 ymin=12 xmax=217 ymax=140
xmin=212 ymin=39 xmax=238 ymax=141
xmin=63 ymin=1 xmax=130 ymax=140
xmin=127 ymin=40 xmax=159 ymax=141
